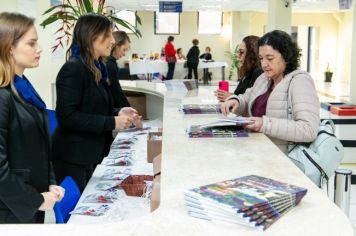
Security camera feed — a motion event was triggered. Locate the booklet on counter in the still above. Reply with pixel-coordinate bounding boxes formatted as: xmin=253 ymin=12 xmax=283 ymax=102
xmin=186 ymin=116 xmax=253 ymax=138
xmin=184 ymin=175 xmax=307 ymax=231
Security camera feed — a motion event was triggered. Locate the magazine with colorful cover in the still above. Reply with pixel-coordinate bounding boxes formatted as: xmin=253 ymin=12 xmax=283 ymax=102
xmin=181 ymin=104 xmax=221 ymax=114
xmin=186 ymin=117 xmax=253 ymax=138
xmin=184 ymin=175 xmax=307 ymax=230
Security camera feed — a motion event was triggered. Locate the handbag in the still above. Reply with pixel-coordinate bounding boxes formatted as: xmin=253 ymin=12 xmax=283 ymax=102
xmin=286 ymin=82 xmax=344 ymax=188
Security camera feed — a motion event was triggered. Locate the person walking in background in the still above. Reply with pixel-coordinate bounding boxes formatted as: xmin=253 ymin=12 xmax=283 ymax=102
xmin=0 ymin=12 xmax=64 ymax=223
xmin=186 ymin=39 xmax=200 ymax=80
xmin=52 ymin=14 xmax=140 ymax=192
xmin=221 ymin=30 xmax=319 ymax=154
xmin=176 ymin=48 xmax=186 ymax=60
xmin=215 ymin=35 xmax=263 ymax=102
xmin=164 ymin=36 xmax=176 ymax=80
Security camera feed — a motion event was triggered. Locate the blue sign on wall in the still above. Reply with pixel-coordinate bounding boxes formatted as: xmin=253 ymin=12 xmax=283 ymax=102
xmin=159 ymin=1 xmax=182 ymax=13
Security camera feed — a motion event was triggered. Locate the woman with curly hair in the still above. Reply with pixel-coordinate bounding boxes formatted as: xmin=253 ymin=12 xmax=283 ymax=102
xmin=221 ymin=30 xmax=319 ymax=153
xmin=215 ymin=35 xmax=263 ymax=102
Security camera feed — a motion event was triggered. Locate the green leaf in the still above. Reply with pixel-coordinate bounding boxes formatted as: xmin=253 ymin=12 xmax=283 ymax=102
xmin=97 ymin=0 xmax=105 ymax=14
xmin=40 ymin=15 xmax=61 ymax=27
xmin=42 ymin=4 xmax=77 ymax=15
xmin=135 ymin=12 xmax=141 ymax=25
xmin=110 ymin=15 xmax=142 ymax=38
xmin=82 ymin=0 xmax=94 ymax=13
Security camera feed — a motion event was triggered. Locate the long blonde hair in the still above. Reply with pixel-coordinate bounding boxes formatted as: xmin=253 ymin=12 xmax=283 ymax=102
xmin=0 ymin=12 xmax=34 ymax=96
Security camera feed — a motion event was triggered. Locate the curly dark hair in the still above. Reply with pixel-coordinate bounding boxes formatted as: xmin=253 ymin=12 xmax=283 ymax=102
xmin=258 ymin=30 xmax=301 ymax=75
xmin=239 ymin=35 xmax=260 ymax=80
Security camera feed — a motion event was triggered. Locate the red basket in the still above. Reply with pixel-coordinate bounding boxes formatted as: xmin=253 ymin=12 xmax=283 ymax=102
xmin=120 ymin=175 xmax=153 ymax=196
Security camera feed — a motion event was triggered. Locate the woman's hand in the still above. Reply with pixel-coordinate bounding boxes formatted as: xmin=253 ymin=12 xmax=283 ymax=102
xmin=38 ymin=192 xmax=58 ymax=211
xmin=49 ymin=185 xmax=65 ymax=202
xmin=119 ymin=107 xmax=142 ymax=128
xmin=220 ymin=99 xmax=239 ymax=116
xmin=114 ymin=116 xmax=133 ymax=130
xmin=214 ymin=90 xmax=233 ymax=102
xmin=244 ymin=117 xmax=263 ymax=132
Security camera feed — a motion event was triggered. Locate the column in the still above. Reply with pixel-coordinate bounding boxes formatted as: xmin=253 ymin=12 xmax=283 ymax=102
xmin=350 ymin=3 xmax=356 ymax=103
xmin=267 ymin=0 xmax=292 ymax=33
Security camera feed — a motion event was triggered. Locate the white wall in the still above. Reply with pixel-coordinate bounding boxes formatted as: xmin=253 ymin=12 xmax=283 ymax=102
xmin=127 ymin=11 xmax=231 ymax=80
xmin=1 ymin=1 xmax=354 ymax=106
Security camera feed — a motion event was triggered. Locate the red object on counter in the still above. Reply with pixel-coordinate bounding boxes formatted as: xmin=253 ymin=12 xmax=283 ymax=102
xmin=330 ymin=105 xmax=356 ymax=116
xmin=219 ymin=80 xmax=229 ymax=92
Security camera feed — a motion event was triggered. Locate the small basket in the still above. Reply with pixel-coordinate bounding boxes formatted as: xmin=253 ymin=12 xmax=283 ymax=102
xmin=120 ymin=175 xmax=154 ymax=197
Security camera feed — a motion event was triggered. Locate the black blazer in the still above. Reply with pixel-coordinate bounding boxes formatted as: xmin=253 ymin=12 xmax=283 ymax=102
xmin=234 ymin=68 xmax=263 ymax=96
xmin=199 ymin=52 xmax=212 ymax=61
xmin=106 ymin=56 xmax=130 ymax=108
xmin=0 ymin=87 xmax=55 ymax=223
xmin=187 ymin=46 xmax=200 ymax=64
xmin=52 ymin=57 xmax=116 ymax=166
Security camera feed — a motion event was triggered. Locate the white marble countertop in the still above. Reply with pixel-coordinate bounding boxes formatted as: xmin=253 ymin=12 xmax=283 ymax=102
xmin=0 ymin=80 xmax=353 ymax=236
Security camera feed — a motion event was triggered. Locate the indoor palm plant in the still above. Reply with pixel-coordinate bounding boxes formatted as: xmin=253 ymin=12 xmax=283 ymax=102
xmin=324 ymin=63 xmax=333 ymax=82
xmin=226 ymin=44 xmax=240 ymax=80
xmin=40 ymin=0 xmax=142 ymax=52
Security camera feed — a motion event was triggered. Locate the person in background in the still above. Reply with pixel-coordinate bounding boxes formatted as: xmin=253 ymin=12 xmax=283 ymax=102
xmin=186 ymin=39 xmax=200 ymax=80
xmin=0 ymin=12 xmax=64 ymax=223
xmin=221 ymin=30 xmax=319 ymax=153
xmin=164 ymin=36 xmax=176 ymax=80
xmin=200 ymin=46 xmax=212 ymax=60
xmin=200 ymin=46 xmax=213 ymax=83
xmin=52 ymin=14 xmax=141 ymax=192
xmin=176 ymin=48 xmax=186 ymax=60
xmin=215 ymin=35 xmax=263 ymax=102
xmin=107 ymin=31 xmax=139 ymax=115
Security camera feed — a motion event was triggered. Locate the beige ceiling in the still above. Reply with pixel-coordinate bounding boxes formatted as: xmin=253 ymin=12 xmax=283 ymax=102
xmin=107 ymin=0 xmax=352 ymax=13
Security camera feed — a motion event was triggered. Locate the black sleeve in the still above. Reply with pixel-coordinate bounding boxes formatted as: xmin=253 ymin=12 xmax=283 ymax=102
xmin=0 ymin=90 xmax=44 ymax=222
xmin=199 ymin=53 xmax=205 ymax=59
xmin=234 ymin=68 xmax=263 ymax=96
xmin=55 ymin=60 xmax=115 ymax=134
xmin=106 ymin=60 xmax=130 ymax=108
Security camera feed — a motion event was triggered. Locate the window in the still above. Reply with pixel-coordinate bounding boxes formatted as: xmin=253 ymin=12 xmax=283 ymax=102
xmin=155 ymin=12 xmax=180 ymax=35
xmin=116 ymin=10 xmax=137 ymax=34
xmin=198 ymin=11 xmax=222 ymax=35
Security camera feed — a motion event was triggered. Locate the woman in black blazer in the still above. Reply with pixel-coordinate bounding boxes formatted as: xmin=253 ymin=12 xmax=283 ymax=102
xmin=107 ymin=30 xmax=131 ymax=109
xmin=52 ymin=14 xmax=139 ymax=192
xmin=0 ymin=12 xmax=64 ymax=223
xmin=215 ymin=36 xmax=262 ymax=102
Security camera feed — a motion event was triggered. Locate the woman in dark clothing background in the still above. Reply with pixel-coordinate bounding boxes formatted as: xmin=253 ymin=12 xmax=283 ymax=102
xmin=199 ymin=46 xmax=212 ymax=60
xmin=0 ymin=12 xmax=64 ymax=223
xmin=52 ymin=14 xmax=139 ymax=192
xmin=107 ymin=30 xmax=131 ymax=108
xmin=186 ymin=39 xmax=200 ymax=80
xmin=215 ymin=35 xmax=262 ymax=102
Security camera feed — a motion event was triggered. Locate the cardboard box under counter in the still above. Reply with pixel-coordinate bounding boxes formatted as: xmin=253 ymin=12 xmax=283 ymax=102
xmin=147 ymin=132 xmax=162 ymax=163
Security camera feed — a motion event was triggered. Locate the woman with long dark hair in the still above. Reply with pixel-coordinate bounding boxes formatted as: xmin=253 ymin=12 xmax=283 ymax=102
xmin=215 ymin=36 xmax=262 ymax=102
xmin=52 ymin=14 xmax=138 ymax=192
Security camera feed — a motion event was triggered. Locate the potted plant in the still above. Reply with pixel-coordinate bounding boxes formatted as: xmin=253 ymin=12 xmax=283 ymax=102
xmin=40 ymin=0 xmax=142 ymax=52
xmin=225 ymin=44 xmax=240 ymax=80
xmin=324 ymin=63 xmax=333 ymax=82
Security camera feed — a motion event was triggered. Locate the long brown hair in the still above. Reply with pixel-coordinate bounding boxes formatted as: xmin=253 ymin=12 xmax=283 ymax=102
xmin=0 ymin=12 xmax=34 ymax=98
xmin=238 ymin=35 xmax=260 ymax=80
xmin=67 ymin=13 xmax=113 ymax=83
xmin=110 ymin=30 xmax=130 ymax=56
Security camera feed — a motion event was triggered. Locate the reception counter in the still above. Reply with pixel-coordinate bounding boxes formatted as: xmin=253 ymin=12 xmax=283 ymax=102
xmin=1 ymin=81 xmax=353 ymax=236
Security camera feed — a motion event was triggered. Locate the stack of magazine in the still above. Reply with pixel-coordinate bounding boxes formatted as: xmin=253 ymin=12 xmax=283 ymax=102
xmin=181 ymin=104 xmax=221 ymax=114
xmin=186 ymin=116 xmax=253 ymax=138
xmin=184 ymin=175 xmax=307 ymax=231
